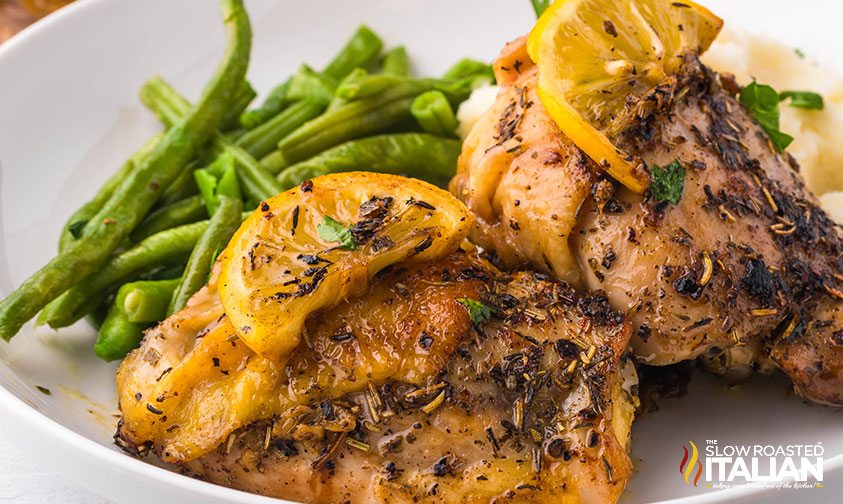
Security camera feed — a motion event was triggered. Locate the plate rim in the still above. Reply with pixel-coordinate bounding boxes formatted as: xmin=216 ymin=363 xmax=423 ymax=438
xmin=1 ymin=383 xmax=289 ymax=503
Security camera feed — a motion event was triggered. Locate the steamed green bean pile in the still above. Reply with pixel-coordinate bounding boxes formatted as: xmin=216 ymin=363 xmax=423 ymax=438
xmin=0 ymin=0 xmax=494 ymax=362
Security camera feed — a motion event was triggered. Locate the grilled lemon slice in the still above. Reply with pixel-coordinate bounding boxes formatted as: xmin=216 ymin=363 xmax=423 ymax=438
xmin=527 ymin=0 xmax=722 ymax=192
xmin=218 ymin=172 xmax=472 ymax=361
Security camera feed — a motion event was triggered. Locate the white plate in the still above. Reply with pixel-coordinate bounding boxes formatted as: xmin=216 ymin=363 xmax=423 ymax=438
xmin=0 ymin=0 xmax=840 ymax=503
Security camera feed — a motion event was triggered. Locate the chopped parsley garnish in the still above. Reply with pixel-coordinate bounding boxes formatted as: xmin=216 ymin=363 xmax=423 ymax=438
xmin=456 ymin=298 xmax=492 ymax=324
xmin=650 ymin=161 xmax=685 ymax=204
xmin=738 ymin=80 xmax=793 ymax=152
xmin=35 ymin=385 xmax=51 ymax=395
xmin=317 ymin=215 xmax=358 ymax=251
xmin=779 ymin=90 xmax=824 ymax=110
xmin=67 ymin=220 xmax=88 ymax=239
xmin=794 ymin=48 xmax=805 ymax=59
xmin=530 ymin=0 xmax=552 ymax=18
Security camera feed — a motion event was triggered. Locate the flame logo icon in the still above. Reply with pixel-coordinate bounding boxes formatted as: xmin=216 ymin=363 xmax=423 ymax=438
xmin=679 ymin=441 xmax=703 ymax=487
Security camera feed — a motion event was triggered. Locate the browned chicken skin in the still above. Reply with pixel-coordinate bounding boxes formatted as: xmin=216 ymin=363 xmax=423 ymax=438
xmin=452 ymin=39 xmax=598 ymax=288
xmin=187 ymin=269 xmax=635 ymax=503
xmin=117 ymin=248 xmax=637 ymax=503
xmin=453 ymin=37 xmax=843 ymax=406
xmin=116 ymin=252 xmax=487 ymax=463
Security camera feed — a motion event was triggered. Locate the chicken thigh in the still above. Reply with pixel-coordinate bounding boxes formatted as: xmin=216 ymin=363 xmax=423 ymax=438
xmin=116 ymin=249 xmax=637 ymax=503
xmin=453 ymin=37 xmax=843 ymax=406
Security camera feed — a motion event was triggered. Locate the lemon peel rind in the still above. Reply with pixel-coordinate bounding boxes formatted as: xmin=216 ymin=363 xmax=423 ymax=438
xmin=527 ymin=0 xmax=723 ymax=194
xmin=218 ymin=172 xmax=473 ymax=362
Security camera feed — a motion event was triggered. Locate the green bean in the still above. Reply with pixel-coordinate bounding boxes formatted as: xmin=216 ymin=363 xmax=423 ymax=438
xmin=316 ymin=26 xmax=385 ymax=114
xmin=159 ymin=159 xmax=202 ymax=206
xmin=86 ymin=301 xmax=110 ymax=332
xmin=333 ymin=70 xmax=485 ymax=103
xmin=442 ymin=58 xmax=494 ymax=81
xmin=236 ymin=25 xmax=381 ymax=130
xmin=334 ymin=71 xmax=404 ymax=101
xmin=410 ymin=90 xmax=457 ymax=137
xmin=141 ymin=77 xmax=282 ymax=202
xmin=94 ymin=297 xmax=145 ymax=362
xmin=441 ymin=60 xmax=495 ymax=94
xmin=277 ymin=95 xmax=414 ymax=169
xmin=122 ymin=279 xmax=180 ymax=323
xmin=276 ymin=78 xmax=473 ymax=168
xmin=59 ymin=132 xmax=164 ymax=253
xmin=139 ymin=263 xmax=187 ymax=282
xmin=138 ymin=85 xmax=216 ymax=204
xmin=227 ymin=144 xmax=282 ymax=202
xmin=287 ymin=64 xmax=337 ymax=103
xmin=322 ymin=25 xmax=383 ymax=81
xmin=37 ymin=220 xmax=210 ymax=329
xmin=235 ymin=98 xmax=327 ymax=160
xmin=93 ymin=278 xmax=178 ymax=361
xmin=224 ymin=127 xmax=247 ymax=142
xmin=195 ymin=151 xmax=242 ymax=215
xmin=277 ymin=133 xmax=461 ymax=189
xmin=381 ymin=46 xmax=411 ymax=76
xmin=169 ymin=196 xmax=243 ymax=314
xmin=239 ymin=80 xmax=290 ymax=129
xmin=131 ymin=195 xmax=207 ymax=242
xmin=220 ymin=80 xmax=257 ymax=131
xmin=324 ymin=67 xmax=368 ymax=113
xmin=0 ymin=0 xmax=252 ymax=342
xmin=139 ymin=77 xmax=186 ymax=126
xmin=259 ymin=150 xmax=285 ymax=175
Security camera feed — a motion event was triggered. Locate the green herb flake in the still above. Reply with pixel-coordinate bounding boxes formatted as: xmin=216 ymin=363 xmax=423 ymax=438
xmin=456 ymin=298 xmax=492 ymax=324
xmin=780 ymin=90 xmax=824 ymax=110
xmin=317 ymin=215 xmax=358 ymax=251
xmin=35 ymin=385 xmax=51 ymax=395
xmin=794 ymin=48 xmax=805 ymax=59
xmin=739 ymin=80 xmax=793 ymax=152
xmin=650 ymin=161 xmax=686 ymax=204
xmin=67 ymin=220 xmax=88 ymax=239
xmin=530 ymin=0 xmax=552 ymax=18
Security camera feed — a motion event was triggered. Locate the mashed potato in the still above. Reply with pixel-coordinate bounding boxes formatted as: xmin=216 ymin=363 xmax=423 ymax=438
xmin=818 ymin=192 xmax=843 ymax=225
xmin=456 ymin=85 xmax=500 ymax=139
xmin=458 ymin=28 xmax=843 ymax=222
xmin=703 ymin=28 xmax=843 ymax=202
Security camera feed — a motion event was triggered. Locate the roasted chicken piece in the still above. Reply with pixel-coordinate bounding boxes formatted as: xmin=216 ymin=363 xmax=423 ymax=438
xmin=116 ymin=172 xmax=477 ymax=463
xmin=187 ymin=266 xmax=635 ymax=504
xmin=115 ymin=251 xmax=487 ymax=464
xmin=451 ymin=39 xmax=597 ymax=288
xmin=116 ymin=248 xmax=636 ymax=503
xmin=453 ymin=37 xmax=843 ymax=406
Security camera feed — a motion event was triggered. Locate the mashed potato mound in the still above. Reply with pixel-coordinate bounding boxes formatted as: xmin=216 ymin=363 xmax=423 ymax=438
xmin=703 ymin=28 xmax=843 ymax=203
xmin=458 ymin=28 xmax=843 ymax=222
xmin=456 ymin=85 xmax=500 ymax=140
xmin=820 ymin=192 xmax=843 ymax=225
